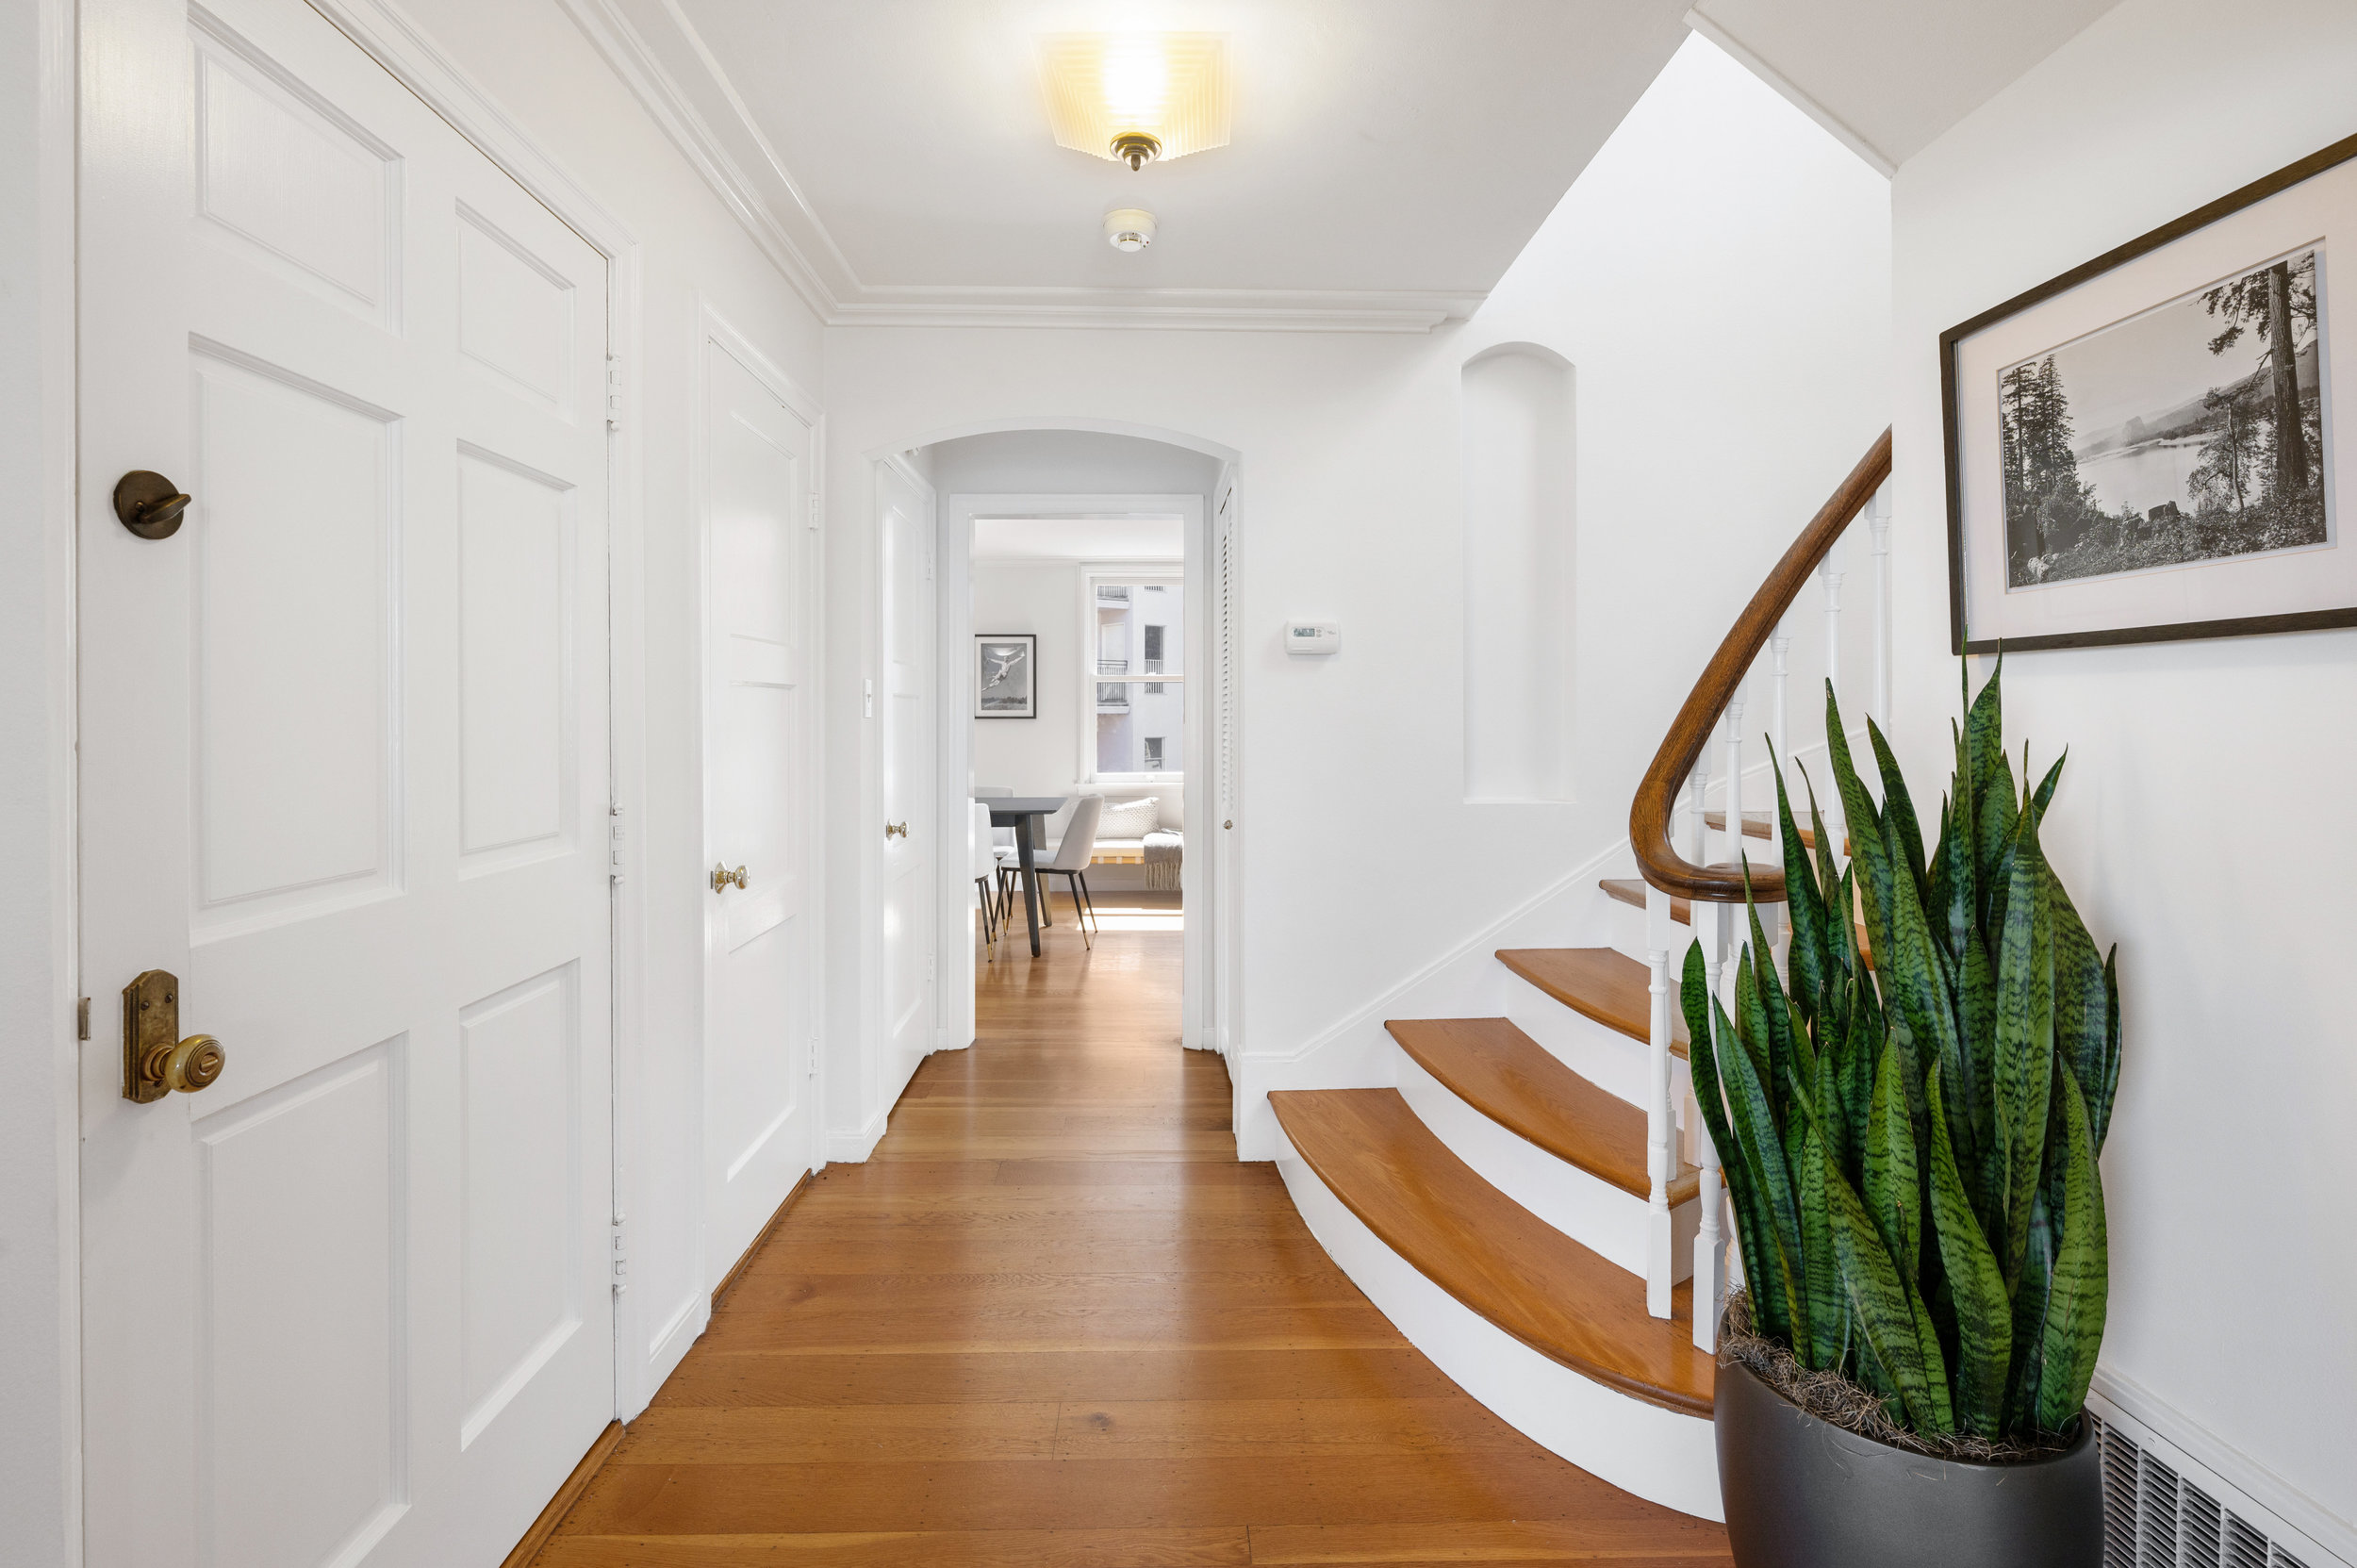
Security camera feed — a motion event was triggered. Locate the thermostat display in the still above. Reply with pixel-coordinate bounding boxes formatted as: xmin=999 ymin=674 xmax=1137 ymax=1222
xmin=1285 ymin=620 xmax=1340 ymax=654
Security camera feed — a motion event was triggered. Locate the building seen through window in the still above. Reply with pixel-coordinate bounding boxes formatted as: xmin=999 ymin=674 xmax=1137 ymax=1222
xmin=1093 ymin=578 xmax=1183 ymax=778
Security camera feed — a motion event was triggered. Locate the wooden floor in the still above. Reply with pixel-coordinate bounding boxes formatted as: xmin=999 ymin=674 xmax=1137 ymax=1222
xmin=536 ymin=891 xmax=1733 ymax=1566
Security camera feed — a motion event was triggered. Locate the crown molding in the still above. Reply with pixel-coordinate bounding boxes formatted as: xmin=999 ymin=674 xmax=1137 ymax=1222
xmin=559 ymin=0 xmax=1479 ymax=332
xmin=553 ymin=0 xmax=845 ymax=317
xmin=832 ymin=287 xmax=1479 ymax=333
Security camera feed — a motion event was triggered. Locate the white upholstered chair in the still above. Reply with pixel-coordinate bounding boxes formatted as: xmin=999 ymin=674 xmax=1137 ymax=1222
xmin=1034 ymin=794 xmax=1104 ymax=948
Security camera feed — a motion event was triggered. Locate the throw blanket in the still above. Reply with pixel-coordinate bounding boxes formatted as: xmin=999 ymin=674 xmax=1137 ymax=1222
xmin=1142 ymin=829 xmax=1183 ymax=891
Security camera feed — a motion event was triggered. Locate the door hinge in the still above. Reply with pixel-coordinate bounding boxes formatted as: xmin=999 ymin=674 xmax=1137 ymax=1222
xmin=76 ymin=997 xmax=91 ymax=1041
xmin=605 ymin=355 xmax=625 ymax=430
xmin=610 ymin=1218 xmax=629 ymax=1295
xmin=608 ymin=803 xmax=627 ymax=885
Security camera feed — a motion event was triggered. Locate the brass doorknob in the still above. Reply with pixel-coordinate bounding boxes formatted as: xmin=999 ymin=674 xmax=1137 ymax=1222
xmin=144 ymin=1033 xmax=226 ymax=1095
xmin=114 ymin=470 xmax=192 ymax=539
xmin=121 ymin=970 xmax=224 ymax=1101
xmin=884 ymin=821 xmax=909 ymax=840
xmin=711 ymin=863 xmax=748 ymax=892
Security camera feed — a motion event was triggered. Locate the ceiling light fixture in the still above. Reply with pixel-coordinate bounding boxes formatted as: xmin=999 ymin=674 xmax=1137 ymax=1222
xmin=1037 ymin=33 xmax=1231 ymax=170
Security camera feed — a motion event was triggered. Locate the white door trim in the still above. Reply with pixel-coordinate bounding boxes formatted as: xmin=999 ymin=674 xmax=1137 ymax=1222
xmin=21 ymin=0 xmax=84 ymax=1560
xmin=936 ymin=490 xmax=1226 ymax=1058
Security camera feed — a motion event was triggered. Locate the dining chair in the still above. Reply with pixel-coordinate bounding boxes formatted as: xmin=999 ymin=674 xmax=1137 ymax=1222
xmin=970 ymin=800 xmax=1000 ymax=960
xmin=975 ymin=785 xmax=1024 ymax=924
xmin=1034 ymin=794 xmax=1104 ymax=949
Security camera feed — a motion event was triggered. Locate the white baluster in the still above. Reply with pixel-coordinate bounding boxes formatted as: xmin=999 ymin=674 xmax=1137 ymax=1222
xmin=1769 ymin=620 xmax=1791 ymax=865
xmin=1819 ymin=539 xmax=1848 ymax=851
xmin=1869 ymin=488 xmax=1893 ymax=728
xmin=1691 ymin=895 xmax=1731 ymax=1352
xmin=1722 ymin=684 xmax=1747 ymax=875
xmin=1644 ymin=887 xmax=1674 ymax=1319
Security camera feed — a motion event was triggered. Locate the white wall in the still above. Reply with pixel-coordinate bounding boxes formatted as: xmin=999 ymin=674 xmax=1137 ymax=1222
xmin=0 ymin=0 xmax=78 ymax=1557
xmin=344 ymin=0 xmax=828 ymax=1408
xmin=1886 ymin=0 xmax=2357 ymax=1548
xmin=823 ymin=34 xmax=1892 ymax=1154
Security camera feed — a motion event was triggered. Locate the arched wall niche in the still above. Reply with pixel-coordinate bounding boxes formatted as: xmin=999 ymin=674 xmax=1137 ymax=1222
xmin=1460 ymin=343 xmax=1575 ymax=803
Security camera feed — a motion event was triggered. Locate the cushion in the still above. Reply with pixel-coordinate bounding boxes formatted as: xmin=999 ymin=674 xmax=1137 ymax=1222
xmin=1097 ymin=797 xmax=1161 ymax=837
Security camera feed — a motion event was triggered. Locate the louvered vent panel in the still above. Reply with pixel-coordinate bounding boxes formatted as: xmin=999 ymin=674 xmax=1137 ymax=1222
xmin=2089 ymin=1395 xmax=2346 ymax=1568
xmin=2225 ymin=1519 xmax=2271 ymax=1568
xmin=2183 ymin=1486 xmax=2222 ymax=1566
xmin=2141 ymin=1457 xmax=2182 ymax=1567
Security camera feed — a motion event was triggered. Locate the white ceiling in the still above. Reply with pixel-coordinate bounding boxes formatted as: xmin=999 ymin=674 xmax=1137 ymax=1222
xmin=568 ymin=0 xmax=2126 ymax=328
xmin=972 ymin=516 xmax=1185 ymax=561
xmin=577 ymin=0 xmax=1689 ymax=326
xmin=1688 ymin=0 xmax=2124 ymax=172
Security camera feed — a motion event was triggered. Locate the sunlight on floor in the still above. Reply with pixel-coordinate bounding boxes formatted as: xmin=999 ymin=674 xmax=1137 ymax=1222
xmin=1085 ymin=904 xmax=1184 ymax=932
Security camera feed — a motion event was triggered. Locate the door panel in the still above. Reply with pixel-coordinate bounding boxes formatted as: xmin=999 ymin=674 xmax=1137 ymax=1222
xmin=879 ymin=461 xmax=936 ymax=1077
xmin=702 ymin=339 xmax=818 ymax=1277
xmin=78 ymin=1 xmax=614 ymax=1564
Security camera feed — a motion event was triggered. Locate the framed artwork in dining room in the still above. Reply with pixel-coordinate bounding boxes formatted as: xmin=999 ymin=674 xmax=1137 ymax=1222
xmin=975 ymin=634 xmax=1038 ymax=718
xmin=1944 ymin=132 xmax=2357 ymax=653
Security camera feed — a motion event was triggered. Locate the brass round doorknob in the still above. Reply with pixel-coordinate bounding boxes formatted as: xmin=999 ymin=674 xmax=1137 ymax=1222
xmin=113 ymin=470 xmax=193 ymax=540
xmin=141 ymin=1033 xmax=225 ymax=1095
xmin=711 ymin=863 xmax=747 ymax=892
xmin=885 ymin=821 xmax=909 ymax=840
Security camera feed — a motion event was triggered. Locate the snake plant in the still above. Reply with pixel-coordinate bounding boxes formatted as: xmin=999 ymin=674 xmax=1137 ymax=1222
xmin=1684 ymin=663 xmax=2120 ymax=1440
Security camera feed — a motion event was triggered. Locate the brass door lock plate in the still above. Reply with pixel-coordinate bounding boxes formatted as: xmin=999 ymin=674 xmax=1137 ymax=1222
xmin=122 ymin=969 xmax=226 ymax=1102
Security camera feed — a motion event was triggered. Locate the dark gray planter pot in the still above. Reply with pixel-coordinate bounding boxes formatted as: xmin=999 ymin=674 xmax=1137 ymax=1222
xmin=1716 ymin=1358 xmax=2102 ymax=1568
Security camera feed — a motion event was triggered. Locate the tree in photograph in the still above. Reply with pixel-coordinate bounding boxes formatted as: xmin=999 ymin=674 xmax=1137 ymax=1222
xmin=1998 ymin=356 xmax=2093 ymax=573
xmin=2202 ymin=252 xmax=2317 ymax=503
xmin=2188 ymin=383 xmax=2258 ymax=515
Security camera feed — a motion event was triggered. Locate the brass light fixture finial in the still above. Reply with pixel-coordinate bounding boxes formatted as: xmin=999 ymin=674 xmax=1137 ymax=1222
xmin=1110 ymin=131 xmax=1162 ymax=172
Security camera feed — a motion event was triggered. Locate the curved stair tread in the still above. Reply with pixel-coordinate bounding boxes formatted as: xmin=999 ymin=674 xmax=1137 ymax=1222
xmin=1598 ymin=879 xmax=1875 ymax=968
xmin=1387 ymin=1018 xmax=1700 ymax=1207
xmin=1271 ymin=1088 xmax=1715 ymax=1417
xmin=1496 ymin=948 xmax=1689 ymax=1057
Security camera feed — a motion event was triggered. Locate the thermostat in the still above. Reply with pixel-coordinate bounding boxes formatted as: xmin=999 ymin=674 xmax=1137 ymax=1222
xmin=1284 ymin=620 xmax=1340 ymax=654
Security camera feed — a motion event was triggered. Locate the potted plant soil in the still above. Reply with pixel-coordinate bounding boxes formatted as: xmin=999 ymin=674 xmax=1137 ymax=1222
xmin=1685 ymin=666 xmax=2118 ymax=1568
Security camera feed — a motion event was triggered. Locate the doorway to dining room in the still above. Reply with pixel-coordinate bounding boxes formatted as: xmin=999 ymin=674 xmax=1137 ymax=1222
xmin=917 ymin=426 xmax=1228 ymax=1060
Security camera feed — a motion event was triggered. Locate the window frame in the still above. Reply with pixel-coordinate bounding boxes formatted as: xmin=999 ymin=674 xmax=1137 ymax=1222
xmin=1080 ymin=565 xmax=1185 ymax=785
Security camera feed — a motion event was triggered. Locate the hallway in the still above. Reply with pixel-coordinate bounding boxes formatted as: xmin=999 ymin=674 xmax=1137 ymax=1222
xmin=533 ymin=902 xmax=1734 ymax=1564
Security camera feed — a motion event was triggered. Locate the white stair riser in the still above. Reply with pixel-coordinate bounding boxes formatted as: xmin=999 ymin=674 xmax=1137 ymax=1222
xmin=1502 ymin=969 xmax=1696 ymax=1113
xmin=1393 ymin=1044 xmax=1694 ymax=1283
xmin=1274 ymin=1132 xmax=1723 ymax=1522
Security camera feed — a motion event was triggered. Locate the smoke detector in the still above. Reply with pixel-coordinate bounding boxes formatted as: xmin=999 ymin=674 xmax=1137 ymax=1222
xmin=1104 ymin=207 xmax=1156 ymax=252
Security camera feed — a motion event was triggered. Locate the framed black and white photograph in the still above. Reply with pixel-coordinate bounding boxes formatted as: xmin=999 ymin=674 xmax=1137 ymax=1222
xmin=974 ymin=634 xmax=1037 ymax=718
xmin=1944 ymin=134 xmax=2356 ymax=652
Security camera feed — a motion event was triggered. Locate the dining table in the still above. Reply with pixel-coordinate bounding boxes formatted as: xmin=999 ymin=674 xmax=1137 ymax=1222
xmin=986 ymin=796 xmax=1068 ymax=956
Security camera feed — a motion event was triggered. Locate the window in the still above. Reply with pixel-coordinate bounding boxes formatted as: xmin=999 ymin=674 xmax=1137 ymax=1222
xmin=1086 ymin=571 xmax=1184 ymax=782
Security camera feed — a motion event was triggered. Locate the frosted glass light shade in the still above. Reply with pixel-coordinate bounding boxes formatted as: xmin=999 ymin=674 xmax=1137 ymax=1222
xmin=1036 ymin=33 xmax=1232 ymax=165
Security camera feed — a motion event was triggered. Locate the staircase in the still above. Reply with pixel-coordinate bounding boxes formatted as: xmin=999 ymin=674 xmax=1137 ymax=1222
xmin=1268 ymin=431 xmax=1894 ymax=1522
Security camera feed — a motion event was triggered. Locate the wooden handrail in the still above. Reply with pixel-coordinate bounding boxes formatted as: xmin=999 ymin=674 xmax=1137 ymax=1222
xmin=1629 ymin=428 xmax=1893 ymax=904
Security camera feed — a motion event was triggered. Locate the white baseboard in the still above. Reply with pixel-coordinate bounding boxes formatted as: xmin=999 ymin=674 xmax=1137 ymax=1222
xmin=643 ymin=1287 xmax=708 ymax=1397
xmin=2091 ymin=1364 xmax=2356 ymax=1566
xmin=823 ymin=1103 xmax=890 ymax=1164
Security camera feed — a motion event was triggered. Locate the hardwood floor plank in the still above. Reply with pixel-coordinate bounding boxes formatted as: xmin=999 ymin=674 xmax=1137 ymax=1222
xmin=536 ymin=1527 xmax=1251 ymax=1567
xmin=526 ymin=904 xmax=1727 ymax=1565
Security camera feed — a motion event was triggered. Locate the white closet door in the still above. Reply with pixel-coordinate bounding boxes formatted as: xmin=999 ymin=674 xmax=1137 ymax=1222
xmin=878 ymin=460 xmax=937 ymax=1085
xmin=701 ymin=335 xmax=819 ymax=1279
xmin=76 ymin=0 xmax=615 ymax=1563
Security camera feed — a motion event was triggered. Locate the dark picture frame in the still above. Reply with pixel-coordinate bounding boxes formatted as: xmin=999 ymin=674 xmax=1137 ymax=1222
xmin=1943 ymin=132 xmax=2357 ymax=653
xmin=974 ymin=634 xmax=1037 ymax=719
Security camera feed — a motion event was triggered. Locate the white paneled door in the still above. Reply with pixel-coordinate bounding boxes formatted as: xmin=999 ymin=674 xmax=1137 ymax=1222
xmin=701 ymin=330 xmax=819 ymax=1278
xmin=77 ymin=1 xmax=615 ymax=1565
xmin=878 ymin=460 xmax=937 ymax=1081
